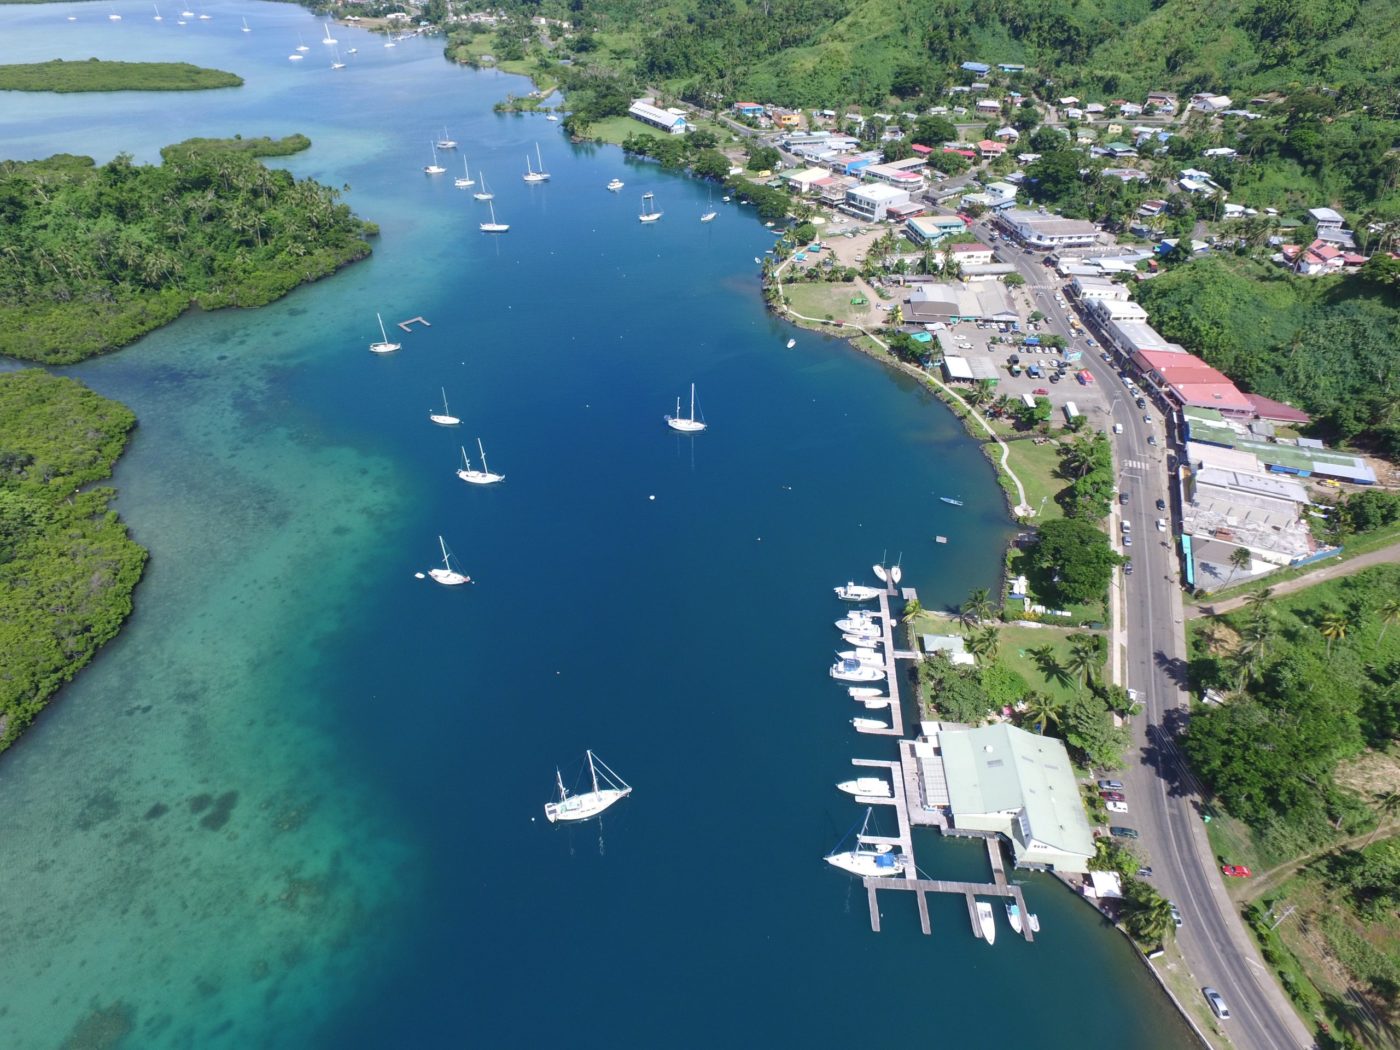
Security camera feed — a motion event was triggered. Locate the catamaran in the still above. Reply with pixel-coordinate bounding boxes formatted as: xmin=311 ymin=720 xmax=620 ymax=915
xmin=638 ymin=191 xmax=662 ymax=223
xmin=456 ymin=440 xmax=504 ymax=485
xmin=834 ymin=582 xmax=882 ymax=602
xmin=606 ymin=178 xmax=624 ymax=192
xmin=825 ymin=808 xmax=906 ymax=877
xmin=522 ymin=143 xmax=549 ymax=183
xmin=836 ymin=777 xmax=890 ymax=798
xmin=429 ymin=389 xmax=460 ymax=426
xmin=436 ymin=127 xmax=457 ymax=150
xmin=977 ymin=901 xmax=997 ymax=944
xmin=454 ymin=157 xmax=475 ymax=188
xmin=423 ymin=142 xmax=445 ymax=175
xmin=544 ymin=751 xmax=631 ymax=823
xmin=428 ymin=535 xmax=470 ymax=586
xmin=479 ymin=198 xmax=509 ymax=233
xmin=664 ymin=383 xmax=705 ymax=432
xmin=369 ymin=312 xmax=401 ymax=354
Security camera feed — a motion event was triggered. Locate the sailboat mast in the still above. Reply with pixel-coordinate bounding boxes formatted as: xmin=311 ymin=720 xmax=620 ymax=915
xmin=536 ymin=142 xmax=545 ymax=172
xmin=441 ymin=387 xmax=449 ymax=414
xmin=377 ymin=312 xmax=387 ymax=341
xmin=477 ymin=438 xmax=489 ymax=474
xmin=438 ymin=535 xmax=450 ymax=568
xmin=556 ymin=768 xmax=568 ymax=801
xmin=689 ymin=383 xmax=696 ymax=422
xmin=587 ymin=750 xmax=600 ymax=796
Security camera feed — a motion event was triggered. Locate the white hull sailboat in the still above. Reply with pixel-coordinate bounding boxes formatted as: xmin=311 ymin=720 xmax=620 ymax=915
xmin=321 ymin=20 xmax=337 ymax=44
xmin=522 ymin=142 xmax=549 ymax=183
xmin=836 ymin=777 xmax=890 ymax=798
xmin=664 ymin=383 xmax=705 ymax=432
xmin=606 ymin=178 xmax=624 ymax=192
xmin=289 ymin=53 xmax=303 ymax=61
xmin=369 ymin=312 xmax=401 ymax=354
xmin=834 ymin=582 xmax=882 ymax=602
xmin=479 ymin=198 xmax=509 ymax=233
xmin=428 ymin=535 xmax=470 ymax=586
xmin=473 ymin=172 xmax=493 ymax=201
xmin=977 ymin=901 xmax=997 ymax=944
xmin=456 ymin=440 xmax=504 ymax=485
xmin=639 ymin=191 xmax=662 ymax=223
xmin=153 ymin=5 xmax=163 ymax=20
xmin=826 ymin=808 xmax=905 ymax=877
xmin=424 ymin=142 xmax=445 ymax=175
xmin=873 ymin=564 xmax=889 ymax=584
xmin=330 ymin=46 xmax=345 ymax=70
xmin=241 ymin=17 xmax=250 ymax=32
xmin=295 ymin=34 xmax=309 ymax=51
xmin=429 ymin=388 xmax=460 ymax=426
xmin=830 ymin=658 xmax=883 ymax=683
xmin=436 ymin=127 xmax=457 ymax=150
xmin=700 ymin=186 xmax=717 ymax=223
xmin=454 ymin=157 xmax=475 ymax=188
xmin=544 ymin=750 xmax=630 ymax=823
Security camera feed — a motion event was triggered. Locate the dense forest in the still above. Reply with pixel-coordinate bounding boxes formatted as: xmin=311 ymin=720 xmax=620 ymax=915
xmin=0 ymin=135 xmax=376 ymax=364
xmin=0 ymin=370 xmax=146 ymax=753
xmin=0 ymin=59 xmax=243 ymax=93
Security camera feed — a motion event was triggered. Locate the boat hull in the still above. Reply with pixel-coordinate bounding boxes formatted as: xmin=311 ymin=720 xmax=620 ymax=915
xmin=457 ymin=470 xmax=504 ymax=485
xmin=977 ymin=902 xmax=997 ymax=944
xmin=665 ymin=417 xmax=706 ymax=432
xmin=544 ymin=787 xmax=629 ymax=823
xmin=428 ymin=568 xmax=470 ymax=586
xmin=829 ymin=665 xmax=884 ymax=683
xmin=429 ymin=414 xmax=461 ymax=426
xmin=825 ymin=851 xmax=904 ymax=877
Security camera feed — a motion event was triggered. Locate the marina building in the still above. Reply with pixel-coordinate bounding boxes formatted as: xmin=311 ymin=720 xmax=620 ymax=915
xmin=901 ymin=281 xmax=1018 ymax=325
xmin=627 ymin=99 xmax=688 ymax=134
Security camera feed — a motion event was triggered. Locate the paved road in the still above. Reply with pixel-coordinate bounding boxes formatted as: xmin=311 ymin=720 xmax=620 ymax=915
xmin=984 ymin=225 xmax=1317 ymax=1050
xmin=1191 ymin=539 xmax=1400 ymax=619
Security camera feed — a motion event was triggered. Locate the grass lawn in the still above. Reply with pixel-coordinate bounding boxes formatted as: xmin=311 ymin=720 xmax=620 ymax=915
xmin=997 ymin=623 xmax=1105 ymax=704
xmin=783 ymin=282 xmax=878 ymax=327
xmin=584 ymin=114 xmax=648 ymax=145
xmin=987 ymin=418 xmax=1067 ymax=523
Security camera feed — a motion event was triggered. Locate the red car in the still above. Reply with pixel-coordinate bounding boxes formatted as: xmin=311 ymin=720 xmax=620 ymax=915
xmin=1032 ymin=387 xmax=1050 ymax=395
xmin=1100 ymin=791 xmax=1125 ymax=802
xmin=1221 ymin=865 xmax=1252 ymax=878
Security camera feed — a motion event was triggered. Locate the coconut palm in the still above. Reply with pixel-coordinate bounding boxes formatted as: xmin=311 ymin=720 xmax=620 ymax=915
xmin=1234 ymin=618 xmax=1272 ymax=687
xmin=1376 ymin=598 xmax=1400 ymax=645
xmin=1065 ymin=634 xmax=1101 ymax=690
xmin=959 ymin=587 xmax=994 ymax=628
xmin=1123 ymin=888 xmax=1177 ymax=945
xmin=1361 ymin=789 xmax=1400 ymax=848
xmin=1319 ymin=611 xmax=1352 ymax=656
xmin=900 ymin=597 xmax=922 ymax=625
xmin=1224 ymin=546 xmax=1252 ymax=587
xmin=967 ymin=625 xmax=1000 ymax=665
xmin=1022 ymin=691 xmax=1061 ymax=734
xmin=1242 ymin=587 xmax=1274 ymax=620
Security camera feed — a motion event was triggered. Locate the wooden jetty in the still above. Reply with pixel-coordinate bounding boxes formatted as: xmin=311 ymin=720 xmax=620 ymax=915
xmin=861 ymin=875 xmax=1035 ymax=943
xmin=396 ymin=315 xmax=431 ymax=332
xmin=859 ymin=589 xmax=908 ymax=738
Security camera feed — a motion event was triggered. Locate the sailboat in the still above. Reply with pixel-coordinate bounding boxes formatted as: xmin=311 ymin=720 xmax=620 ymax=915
xmin=544 ymin=751 xmax=631 ymax=823
xmin=478 ymin=199 xmax=509 ymax=233
xmin=428 ymin=535 xmax=470 ymax=586
xmin=638 ymin=191 xmax=662 ymax=223
xmin=241 ymin=17 xmax=250 ymax=32
xmin=295 ymin=34 xmax=309 ymax=52
xmin=152 ymin=5 xmax=162 ymax=20
xmin=321 ymin=20 xmax=337 ymax=43
xmin=890 ymin=555 xmax=903 ymax=586
xmin=522 ymin=142 xmax=550 ymax=183
xmin=454 ymin=157 xmax=475 ymax=188
xmin=196 ymin=10 xmax=210 ymax=19
xmin=330 ymin=46 xmax=345 ymax=70
xmin=873 ymin=564 xmax=888 ymax=584
xmin=180 ymin=7 xmax=193 ymax=15
xmin=977 ymin=901 xmax=997 ymax=944
xmin=368 ymin=312 xmax=401 ymax=354
xmin=700 ymin=186 xmax=717 ymax=223
xmin=436 ymin=127 xmax=457 ymax=149
xmin=108 ymin=9 xmax=122 ymax=20
xmin=606 ymin=178 xmax=624 ymax=192
xmin=825 ymin=808 xmax=906 ymax=877
xmin=423 ymin=142 xmax=445 ymax=175
xmin=429 ymin=389 xmax=460 ymax=426
xmin=456 ymin=440 xmax=504 ymax=485
xmin=288 ymin=52 xmax=303 ymax=61
xmin=664 ymin=383 xmax=705 ymax=433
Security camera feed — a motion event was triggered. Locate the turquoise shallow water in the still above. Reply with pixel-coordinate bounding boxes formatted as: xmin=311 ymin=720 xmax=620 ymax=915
xmin=0 ymin=4 xmax=1196 ymax=1047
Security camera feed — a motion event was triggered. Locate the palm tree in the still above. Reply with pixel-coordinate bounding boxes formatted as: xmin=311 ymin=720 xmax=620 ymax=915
xmin=1022 ymin=691 xmax=1061 ymax=734
xmin=900 ymin=598 xmax=922 ymax=625
xmin=1124 ymin=889 xmax=1177 ymax=945
xmin=1319 ymin=611 xmax=1352 ymax=656
xmin=1224 ymin=547 xmax=1252 ymax=587
xmin=1376 ymin=598 xmax=1400 ymax=645
xmin=1361 ymin=789 xmax=1400 ymax=847
xmin=967 ymin=625 xmax=1000 ymax=665
xmin=1242 ymin=587 xmax=1274 ymax=620
xmin=1234 ymin=619 xmax=1272 ymax=687
xmin=1065 ymin=634 xmax=1101 ymax=691
xmin=959 ymin=587 xmax=994 ymax=628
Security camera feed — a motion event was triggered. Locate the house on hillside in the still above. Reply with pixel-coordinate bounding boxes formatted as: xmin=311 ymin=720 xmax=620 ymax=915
xmin=1146 ymin=92 xmax=1177 ymax=112
xmin=976 ymin=139 xmax=1006 ymax=157
xmin=1190 ymin=93 xmax=1233 ymax=113
xmin=731 ymin=101 xmax=765 ymax=119
xmin=994 ymin=125 xmax=1020 ymax=141
xmin=1202 ymin=147 xmax=1237 ymax=158
xmin=961 ymin=61 xmax=991 ymax=74
xmin=976 ymin=99 xmax=1003 ymax=115
xmin=998 ymin=63 xmax=1026 ymax=73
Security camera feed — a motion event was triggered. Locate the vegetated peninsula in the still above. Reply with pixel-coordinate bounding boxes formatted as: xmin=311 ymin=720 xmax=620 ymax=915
xmin=0 ymin=370 xmax=147 ymax=752
xmin=0 ymin=59 xmax=243 ymax=93
xmin=0 ymin=135 xmax=378 ymax=364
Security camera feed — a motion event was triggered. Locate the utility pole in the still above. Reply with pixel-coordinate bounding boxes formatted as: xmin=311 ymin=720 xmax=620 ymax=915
xmin=1267 ymin=903 xmax=1297 ymax=931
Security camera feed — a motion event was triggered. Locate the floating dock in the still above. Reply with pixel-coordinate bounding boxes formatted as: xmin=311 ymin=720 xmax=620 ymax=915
xmin=396 ymin=316 xmax=431 ymax=332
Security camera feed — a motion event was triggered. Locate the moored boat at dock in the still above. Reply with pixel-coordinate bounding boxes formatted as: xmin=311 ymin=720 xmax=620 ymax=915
xmin=851 ymin=716 xmax=889 ymax=732
xmin=825 ymin=808 xmax=905 ymax=877
xmin=829 ymin=658 xmax=883 ymax=682
xmin=1006 ymin=901 xmax=1023 ymax=935
xmin=836 ymin=777 xmax=890 ymax=797
xmin=977 ymin=901 xmax=997 ymax=944
xmin=834 ymin=582 xmax=881 ymax=602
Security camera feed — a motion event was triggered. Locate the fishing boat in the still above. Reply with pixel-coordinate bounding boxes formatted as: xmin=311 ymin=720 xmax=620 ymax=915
xmin=664 ymin=383 xmax=705 ymax=433
xmin=836 ymin=611 xmax=880 ymax=633
xmin=1006 ymin=901 xmax=1023 ymax=935
xmin=453 ymin=157 xmax=475 ymax=188
xmin=872 ymin=564 xmax=888 ymax=584
xmin=940 ymin=496 xmax=964 ymax=507
xmin=841 ymin=632 xmax=880 ymax=650
xmin=435 ymin=127 xmax=457 ymax=150
xmin=473 ymin=172 xmax=494 ymax=201
xmin=847 ymin=686 xmax=885 ymax=701
xmin=786 ymin=338 xmax=796 ymax=348
xmin=977 ymin=901 xmax=997 ymax=944
xmin=321 ymin=20 xmax=337 ymax=43
xmin=423 ymin=142 xmax=445 ymax=175
xmin=428 ymin=535 xmax=470 ymax=586
xmin=606 ymin=178 xmax=624 ymax=192
xmin=825 ymin=809 xmax=905 ymax=877
xmin=836 ymin=777 xmax=890 ymax=798
xmin=522 ymin=143 xmax=549 ymax=183
xmin=837 ymin=649 xmax=883 ymax=668
xmin=429 ymin=389 xmax=460 ymax=427
xmin=852 ymin=716 xmax=889 ymax=732
xmin=834 ymin=582 xmax=882 ymax=602
xmin=368 ymin=312 xmax=401 ymax=354
xmin=638 ymin=191 xmax=662 ymax=223
xmin=544 ymin=751 xmax=631 ymax=823
xmin=829 ymin=658 xmax=883 ymax=683
xmin=456 ymin=440 xmax=504 ymax=485
xmin=478 ymin=198 xmax=509 ymax=233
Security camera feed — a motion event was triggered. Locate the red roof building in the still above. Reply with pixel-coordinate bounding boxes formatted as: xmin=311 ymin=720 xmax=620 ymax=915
xmin=976 ymin=139 xmax=1007 ymax=155
xmin=1243 ymin=393 xmax=1311 ymax=424
xmin=1133 ymin=350 xmax=1254 ymax=417
xmin=910 ymin=143 xmax=933 ymax=155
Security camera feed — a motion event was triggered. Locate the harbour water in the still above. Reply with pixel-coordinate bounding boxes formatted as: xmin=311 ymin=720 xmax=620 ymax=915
xmin=0 ymin=4 xmax=1196 ymax=1046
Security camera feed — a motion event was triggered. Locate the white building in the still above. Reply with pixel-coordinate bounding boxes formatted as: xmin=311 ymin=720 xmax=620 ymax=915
xmin=1191 ymin=94 xmax=1233 ymax=113
xmin=845 ymin=183 xmax=911 ymax=221
xmin=627 ymin=99 xmax=688 ymax=134
xmin=1084 ymin=297 xmax=1149 ymax=326
xmin=997 ymin=209 xmax=1100 ymax=249
xmin=949 ymin=241 xmax=994 ymax=266
xmin=1070 ymin=274 xmax=1130 ymax=302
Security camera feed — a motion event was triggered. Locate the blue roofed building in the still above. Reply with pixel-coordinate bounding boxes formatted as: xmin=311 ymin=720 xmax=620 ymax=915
xmin=960 ymin=61 xmax=991 ymax=74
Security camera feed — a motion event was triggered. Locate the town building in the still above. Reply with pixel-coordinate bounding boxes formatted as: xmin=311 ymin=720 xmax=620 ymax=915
xmin=781 ymin=166 xmax=832 ymax=194
xmin=628 ymin=99 xmax=688 ymax=134
xmin=949 ymin=241 xmax=994 ymax=266
xmin=1070 ymin=274 xmax=1131 ymax=302
xmin=901 ymin=281 xmax=1018 ymax=325
xmin=1134 ymin=351 xmax=1253 ymax=417
xmin=844 ymin=183 xmax=911 ymax=222
xmin=960 ymin=61 xmax=991 ymax=74
xmin=1145 ymin=91 xmax=1177 ymax=112
xmin=997 ymin=209 xmax=1100 ymax=249
xmin=862 ymin=161 xmax=927 ymax=192
xmin=905 ymin=215 xmax=968 ymax=246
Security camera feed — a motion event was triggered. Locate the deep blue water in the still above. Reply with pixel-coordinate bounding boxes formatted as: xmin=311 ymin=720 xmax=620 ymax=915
xmin=0 ymin=4 xmax=1195 ymax=1047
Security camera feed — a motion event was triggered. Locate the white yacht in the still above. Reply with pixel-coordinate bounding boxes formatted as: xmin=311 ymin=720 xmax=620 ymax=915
xmin=977 ymin=901 xmax=997 ymax=944
xmin=786 ymin=338 xmax=797 ymax=348
xmin=835 ymin=611 xmax=880 ymax=633
xmin=522 ymin=143 xmax=549 ymax=183
xmin=436 ymin=127 xmax=457 ymax=149
xmin=837 ymin=649 xmax=884 ymax=666
xmin=834 ymin=582 xmax=881 ymax=602
xmin=454 ymin=158 xmax=475 ymax=188
xmin=836 ymin=777 xmax=890 ymax=798
xmin=368 ymin=312 xmax=401 ymax=354
xmin=664 ymin=383 xmax=705 ymax=433
xmin=544 ymin=751 xmax=630 ymax=823
xmin=841 ymin=632 xmax=881 ymax=650
xmin=606 ymin=178 xmax=624 ymax=192
xmin=829 ymin=658 xmax=883 ymax=683
xmin=478 ymin=199 xmax=509 ymax=233
xmin=321 ymin=20 xmax=337 ymax=43
xmin=852 ymin=692 xmax=891 ymax=709
xmin=456 ymin=440 xmax=504 ymax=485
xmin=428 ymin=535 xmax=470 ymax=586
xmin=1006 ymin=901 xmax=1023 ymax=935
xmin=288 ymin=53 xmax=304 ymax=61
xmin=825 ymin=808 xmax=905 ymax=877
xmin=429 ymin=389 xmax=460 ymax=427
xmin=638 ymin=191 xmax=662 ymax=223
xmin=423 ymin=142 xmax=445 ymax=175
xmin=851 ymin=716 xmax=889 ymax=732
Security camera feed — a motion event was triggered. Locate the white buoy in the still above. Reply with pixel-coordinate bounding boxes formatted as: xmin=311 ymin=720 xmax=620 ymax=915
xmin=414 ymin=572 xmax=426 ymax=578
xmin=648 ymin=495 xmax=656 ymax=501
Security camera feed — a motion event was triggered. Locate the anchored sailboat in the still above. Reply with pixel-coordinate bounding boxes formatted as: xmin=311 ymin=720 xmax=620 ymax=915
xmin=429 ymin=389 xmax=460 ymax=426
xmin=825 ymin=808 xmax=906 ymax=877
xmin=700 ymin=186 xmax=717 ymax=223
xmin=473 ymin=172 xmax=494 ymax=201
xmin=544 ymin=751 xmax=631 ymax=823
xmin=368 ymin=312 xmax=401 ymax=354
xmin=321 ymin=20 xmax=337 ymax=43
xmin=664 ymin=383 xmax=705 ymax=432
xmin=427 ymin=535 xmax=470 ymax=586
xmin=639 ymin=191 xmax=662 ymax=223
xmin=423 ymin=142 xmax=445 ymax=175
xmin=454 ymin=157 xmax=475 ymax=188
xmin=479 ymin=198 xmax=509 ymax=233
xmin=456 ymin=440 xmax=504 ymax=485
xmin=436 ymin=127 xmax=458 ymax=150
xmin=522 ymin=142 xmax=549 ymax=183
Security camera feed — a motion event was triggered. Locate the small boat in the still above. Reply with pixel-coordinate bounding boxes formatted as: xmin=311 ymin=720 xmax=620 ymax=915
xmin=454 ymin=158 xmax=475 ymax=188
xmin=859 ymin=695 xmax=892 ymax=709
xmin=176 ymin=17 xmax=186 ymax=24
xmin=456 ymin=440 xmax=505 ymax=485
xmin=935 ymin=536 xmax=948 ymax=544
xmin=722 ymin=195 xmax=731 ymax=202
xmin=837 ymin=649 xmax=883 ymax=667
xmin=834 ymin=582 xmax=881 ymax=602
xmin=330 ymin=47 xmax=345 ymax=70
xmin=479 ymin=198 xmax=509 ymax=233
xmin=852 ymin=717 xmax=889 ymax=732
xmin=544 ymin=750 xmax=630 ymax=823
xmin=829 ymin=658 xmax=883 ymax=683
xmin=428 ymin=535 xmax=470 ymax=586
xmin=522 ymin=142 xmax=549 ymax=183
xmin=429 ymin=388 xmax=460 ymax=427
xmin=940 ymin=496 xmax=965 ymax=507
xmin=296 ymin=36 xmax=309 ymax=52
xmin=836 ymin=777 xmax=890 ymax=797
xmin=196 ymin=10 xmax=210 ymax=19
xmin=1006 ymin=901 xmax=1023 ymax=935
xmin=384 ymin=35 xmax=396 ymax=48
xmin=347 ymin=47 xmax=358 ymax=54
xmin=664 ymin=383 xmax=706 ymax=433
xmin=1028 ymin=914 xmax=1041 ymax=933
xmin=153 ymin=5 xmax=163 ymax=20
xmin=786 ymin=338 xmax=796 ymax=349
xmin=977 ymin=901 xmax=997 ymax=944
xmin=473 ymin=172 xmax=494 ymax=201
xmin=753 ymin=257 xmax=762 ymax=265
xmin=606 ymin=178 xmax=624 ymax=192
xmin=67 ymin=14 xmax=77 ymax=20
xmin=436 ymin=127 xmax=457 ymax=150
xmin=872 ymin=565 xmax=888 ymax=584
xmin=546 ymin=113 xmax=559 ymax=121
xmin=847 ymin=686 xmax=884 ymax=700
xmin=108 ymin=9 xmax=121 ymax=20
xmin=321 ymin=21 xmax=337 ymax=44
xmin=288 ymin=53 xmax=304 ymax=61
xmin=764 ymin=221 xmax=775 ymax=228
xmin=639 ymin=192 xmax=662 ymax=223
xmin=841 ymin=632 xmax=881 ymax=650
xmin=368 ymin=312 xmax=401 ymax=354
xmin=423 ymin=142 xmax=445 ymax=175
xmin=835 ymin=611 xmax=880 ymax=633
xmin=700 ymin=188 xmax=717 ymax=223
xmin=241 ymin=17 xmax=250 ymax=32
xmin=825 ymin=808 xmax=905 ymax=877
xmin=180 ymin=7 xmax=193 ymax=15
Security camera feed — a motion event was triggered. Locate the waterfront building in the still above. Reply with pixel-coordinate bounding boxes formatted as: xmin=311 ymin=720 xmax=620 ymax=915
xmin=628 ymin=99 xmax=688 ymax=134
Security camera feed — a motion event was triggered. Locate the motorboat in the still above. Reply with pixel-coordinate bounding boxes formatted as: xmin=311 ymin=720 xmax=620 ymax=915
xmin=664 ymin=383 xmax=706 ymax=433
xmin=544 ymin=751 xmax=630 ymax=823
xmin=977 ymin=901 xmax=997 ymax=944
xmin=847 ymin=687 xmax=884 ymax=700
xmin=428 ymin=535 xmax=470 ymax=586
xmin=786 ymin=338 xmax=796 ymax=348
xmin=836 ymin=777 xmax=890 ymax=797
xmin=836 ymin=650 xmax=883 ymax=668
xmin=1006 ymin=901 xmax=1023 ymax=935
xmin=825 ymin=809 xmax=905 ymax=877
xmin=852 ymin=717 xmax=889 ymax=732
xmin=835 ymin=611 xmax=880 ymax=633
xmin=940 ymin=496 xmax=965 ymax=507
xmin=834 ymin=582 xmax=881 ymax=602
xmin=858 ymin=695 xmax=891 ymax=709
xmin=607 ymin=178 xmax=624 ymax=191
xmin=829 ymin=659 xmax=883 ymax=683
xmin=841 ymin=632 xmax=880 ymax=650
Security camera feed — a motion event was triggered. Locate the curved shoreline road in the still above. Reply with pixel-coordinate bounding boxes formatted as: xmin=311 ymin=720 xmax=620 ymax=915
xmin=985 ymin=223 xmax=1317 ymax=1050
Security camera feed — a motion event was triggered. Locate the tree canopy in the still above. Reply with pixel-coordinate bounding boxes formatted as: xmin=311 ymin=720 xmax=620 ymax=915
xmin=1028 ymin=517 xmax=1120 ymax=605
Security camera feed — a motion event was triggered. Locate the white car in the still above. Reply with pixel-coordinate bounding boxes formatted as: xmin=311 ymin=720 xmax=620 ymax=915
xmin=1106 ymin=800 xmax=1129 ymax=813
xmin=1156 ymin=518 xmax=1168 ymax=532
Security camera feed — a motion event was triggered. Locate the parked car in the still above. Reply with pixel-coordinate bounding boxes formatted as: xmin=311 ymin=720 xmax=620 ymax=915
xmin=1143 ymin=414 xmax=1153 ymax=424
xmin=1100 ymin=790 xmax=1126 ymax=801
xmin=1032 ymin=388 xmax=1049 ymax=395
xmin=1097 ymin=779 xmax=1124 ymax=790
xmin=1203 ymin=988 xmax=1230 ymax=1020
xmin=1136 ymin=397 xmax=1147 ymax=408
xmin=1107 ymin=800 xmax=1129 ymax=813
xmin=1156 ymin=518 xmax=1168 ymax=532
xmin=1119 ymin=492 xmax=1130 ymax=505
xmin=1221 ymin=865 xmax=1252 ymax=878
xmin=1121 ymin=520 xmax=1132 ymax=531
xmin=1124 ymin=558 xmax=1133 ymax=574
xmin=1086 ymin=338 xmax=1097 ymax=347
xmin=1148 ymin=435 xmax=1158 ymax=446
xmin=1136 ymin=866 xmax=1154 ymax=878
xmin=1123 ymin=534 xmax=1132 ymax=546
xmin=1169 ymin=902 xmax=1183 ymax=927
xmin=1156 ymin=498 xmax=1166 ymax=511
xmin=1109 ymin=826 xmax=1139 ymax=839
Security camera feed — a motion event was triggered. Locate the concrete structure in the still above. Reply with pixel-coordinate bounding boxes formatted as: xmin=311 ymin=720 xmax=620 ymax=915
xmin=903 ymin=281 xmax=1019 ymax=325
xmin=781 ymin=166 xmax=830 ymax=194
xmin=844 ymin=183 xmax=911 ymax=221
xmin=1308 ymin=206 xmax=1345 ymax=229
xmin=961 ymin=180 xmax=1018 ymax=212
xmin=949 ymin=241 xmax=994 ymax=266
xmin=936 ymin=723 xmax=1096 ymax=873
xmin=628 ymin=99 xmax=688 ymax=134
xmin=1103 ymin=317 xmax=1171 ymax=358
xmin=1084 ymin=297 xmax=1149 ymax=326
xmin=905 ymin=215 xmax=966 ymax=246
xmin=1191 ymin=93 xmax=1233 ymax=113
xmin=862 ymin=162 xmax=927 ymax=192
xmin=997 ymin=209 xmax=1100 ymax=249
xmin=1183 ymin=410 xmax=1378 ymax=484
xmin=1070 ymin=274 xmax=1130 ymax=302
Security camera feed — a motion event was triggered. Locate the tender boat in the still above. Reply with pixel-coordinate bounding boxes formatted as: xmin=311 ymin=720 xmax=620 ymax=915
xmin=607 ymin=178 xmax=624 ymax=191
xmin=977 ymin=901 xmax=997 ymax=944
xmin=427 ymin=535 xmax=470 ymax=586
xmin=456 ymin=440 xmax=504 ymax=485
xmin=664 ymin=383 xmax=706 ymax=433
xmin=852 ymin=717 xmax=889 ymax=732
xmin=1006 ymin=901 xmax=1023 ymax=935
xmin=786 ymin=338 xmax=796 ymax=348
xmin=429 ymin=388 xmax=460 ymax=426
xmin=841 ymin=632 xmax=881 ymax=649
xmin=829 ymin=658 xmax=884 ymax=683
xmin=825 ymin=809 xmax=905 ymax=877
xmin=834 ymin=582 xmax=882 ymax=602
xmin=544 ymin=750 xmax=630 ymax=823
xmin=940 ymin=496 xmax=965 ymax=507
xmin=836 ymin=777 xmax=890 ymax=798
xmin=368 ymin=312 xmax=401 ymax=354
xmin=1028 ymin=913 xmax=1041 ymax=933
